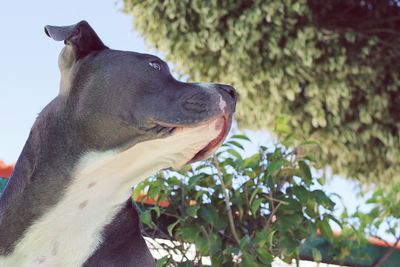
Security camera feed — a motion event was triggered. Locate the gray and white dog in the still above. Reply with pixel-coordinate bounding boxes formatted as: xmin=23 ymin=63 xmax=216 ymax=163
xmin=0 ymin=21 xmax=236 ymax=266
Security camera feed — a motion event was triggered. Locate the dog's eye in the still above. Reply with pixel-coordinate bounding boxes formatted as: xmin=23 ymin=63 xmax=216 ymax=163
xmin=149 ymin=62 xmax=161 ymax=71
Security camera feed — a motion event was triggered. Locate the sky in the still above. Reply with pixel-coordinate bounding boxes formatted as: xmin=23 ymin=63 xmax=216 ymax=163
xmin=0 ymin=0 xmax=384 ymax=240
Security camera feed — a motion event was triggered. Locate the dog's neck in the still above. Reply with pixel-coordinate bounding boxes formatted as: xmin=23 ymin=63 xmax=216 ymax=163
xmin=0 ymin=105 xmax=83 ymax=260
xmin=0 ymin=114 xmax=220 ymax=266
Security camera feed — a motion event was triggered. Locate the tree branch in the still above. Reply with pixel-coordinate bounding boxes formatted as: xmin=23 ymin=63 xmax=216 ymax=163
xmin=265 ymin=202 xmax=282 ymax=231
xmin=212 ymin=157 xmax=241 ymax=245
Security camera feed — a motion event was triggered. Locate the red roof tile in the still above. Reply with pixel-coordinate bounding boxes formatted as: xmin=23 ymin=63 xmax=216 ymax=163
xmin=0 ymin=160 xmax=13 ymax=178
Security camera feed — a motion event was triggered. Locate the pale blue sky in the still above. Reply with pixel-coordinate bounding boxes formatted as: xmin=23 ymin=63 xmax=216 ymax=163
xmin=0 ymin=0 xmax=386 ymax=240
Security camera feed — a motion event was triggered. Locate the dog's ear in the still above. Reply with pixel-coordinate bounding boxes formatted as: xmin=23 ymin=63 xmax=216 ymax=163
xmin=44 ymin=20 xmax=108 ymax=60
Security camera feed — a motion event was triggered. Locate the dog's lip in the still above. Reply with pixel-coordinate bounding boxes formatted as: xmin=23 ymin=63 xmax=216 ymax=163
xmin=151 ymin=115 xmax=230 ymax=163
xmin=188 ymin=116 xmax=228 ymax=163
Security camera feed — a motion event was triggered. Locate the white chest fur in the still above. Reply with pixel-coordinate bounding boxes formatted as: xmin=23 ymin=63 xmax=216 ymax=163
xmin=0 ymin=120 xmax=221 ymax=267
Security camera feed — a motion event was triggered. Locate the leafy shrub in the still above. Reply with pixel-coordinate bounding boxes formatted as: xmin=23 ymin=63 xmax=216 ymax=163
xmin=134 ymin=134 xmax=338 ymax=266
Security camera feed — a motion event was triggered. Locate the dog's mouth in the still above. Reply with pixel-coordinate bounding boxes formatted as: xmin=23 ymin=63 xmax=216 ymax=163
xmin=152 ymin=115 xmax=230 ymax=165
xmin=188 ymin=116 xmax=228 ymax=163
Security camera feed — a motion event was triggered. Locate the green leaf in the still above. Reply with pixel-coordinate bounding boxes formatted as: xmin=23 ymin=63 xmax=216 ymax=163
xmin=152 ymin=206 xmax=160 ymax=218
xmin=368 ymin=206 xmax=381 ymax=218
xmin=166 ymin=176 xmax=181 ymax=186
xmin=208 ymin=233 xmax=222 ymax=255
xmin=195 ymin=234 xmax=208 ymax=254
xmin=240 ymin=235 xmax=251 ymax=249
xmin=298 ymin=160 xmax=312 ymax=182
xmin=177 ymin=225 xmax=199 ymax=242
xmin=225 ymin=246 xmax=240 ymax=256
xmin=156 ymin=256 xmax=170 ymax=267
xmin=256 ymin=247 xmax=274 ymax=265
xmin=267 ymin=159 xmax=286 ymax=175
xmin=311 ymin=248 xmax=322 ymax=262
xmin=226 ymin=148 xmax=242 ymax=159
xmin=243 ymin=153 xmax=261 ymax=169
xmin=278 ymin=235 xmax=300 ymax=256
xmin=226 ymin=140 xmax=245 ymax=150
xmin=148 ymin=184 xmax=162 ymax=200
xmin=231 ymin=158 xmax=244 ymax=170
xmin=188 ymin=173 xmax=205 ymax=188
xmin=325 ymin=214 xmax=342 ymax=228
xmin=266 ymin=230 xmax=275 ymax=247
xmin=292 ymin=185 xmax=309 ymax=204
xmin=301 ymin=140 xmax=320 ymax=146
xmin=250 ymin=198 xmax=262 ymax=217
xmin=230 ymin=134 xmax=251 ymax=142
xmin=281 ymin=214 xmax=304 ymax=228
xmin=254 ymin=230 xmax=275 ymax=247
xmin=319 ymin=216 xmax=334 ymax=242
xmin=345 ymin=32 xmax=356 ymax=43
xmin=167 ymin=220 xmax=180 ymax=236
xmin=139 ymin=210 xmax=153 ymax=227
xmin=199 ymin=205 xmax=216 ymax=225
xmin=177 ymin=164 xmax=192 ymax=175
xmin=133 ymin=182 xmax=145 ymax=200
xmin=185 ymin=205 xmax=200 ymax=217
xmin=275 ymin=116 xmax=291 ymax=135
xmin=199 ymin=205 xmax=227 ymax=229
xmin=312 ymin=190 xmax=335 ymax=210
xmin=241 ymin=253 xmax=260 ymax=267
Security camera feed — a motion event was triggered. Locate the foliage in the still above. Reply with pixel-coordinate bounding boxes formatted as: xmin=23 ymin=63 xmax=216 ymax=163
xmin=122 ymin=0 xmax=400 ymax=185
xmin=349 ymin=184 xmax=400 ymax=240
xmin=340 ymin=183 xmax=400 ymax=266
xmin=134 ymin=134 xmax=339 ymax=266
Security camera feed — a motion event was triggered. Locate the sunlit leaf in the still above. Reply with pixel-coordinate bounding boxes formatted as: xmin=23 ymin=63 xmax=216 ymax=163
xmin=243 ymin=154 xmax=262 ymax=169
xmin=226 ymin=148 xmax=242 ymax=159
xmin=230 ymin=134 xmax=251 ymax=142
xmin=311 ymin=248 xmax=322 ymax=262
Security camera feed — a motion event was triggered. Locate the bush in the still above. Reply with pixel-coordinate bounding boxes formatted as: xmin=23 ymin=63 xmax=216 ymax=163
xmin=134 ymin=134 xmax=339 ymax=266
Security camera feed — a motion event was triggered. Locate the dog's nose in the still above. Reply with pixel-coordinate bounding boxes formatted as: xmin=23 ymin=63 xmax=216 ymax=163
xmin=217 ymin=84 xmax=237 ymax=101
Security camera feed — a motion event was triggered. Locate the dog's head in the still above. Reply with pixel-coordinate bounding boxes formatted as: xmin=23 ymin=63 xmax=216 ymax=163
xmin=44 ymin=21 xmax=236 ymax=169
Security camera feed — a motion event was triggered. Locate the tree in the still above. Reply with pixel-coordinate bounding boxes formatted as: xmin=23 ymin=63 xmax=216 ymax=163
xmin=123 ymin=0 xmax=400 ymax=185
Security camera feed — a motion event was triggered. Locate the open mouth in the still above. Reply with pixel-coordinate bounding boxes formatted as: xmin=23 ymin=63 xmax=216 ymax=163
xmin=188 ymin=116 xmax=228 ymax=163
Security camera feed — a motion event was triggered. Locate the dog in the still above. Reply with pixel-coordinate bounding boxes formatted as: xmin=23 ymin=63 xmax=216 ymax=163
xmin=0 ymin=21 xmax=236 ymax=266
